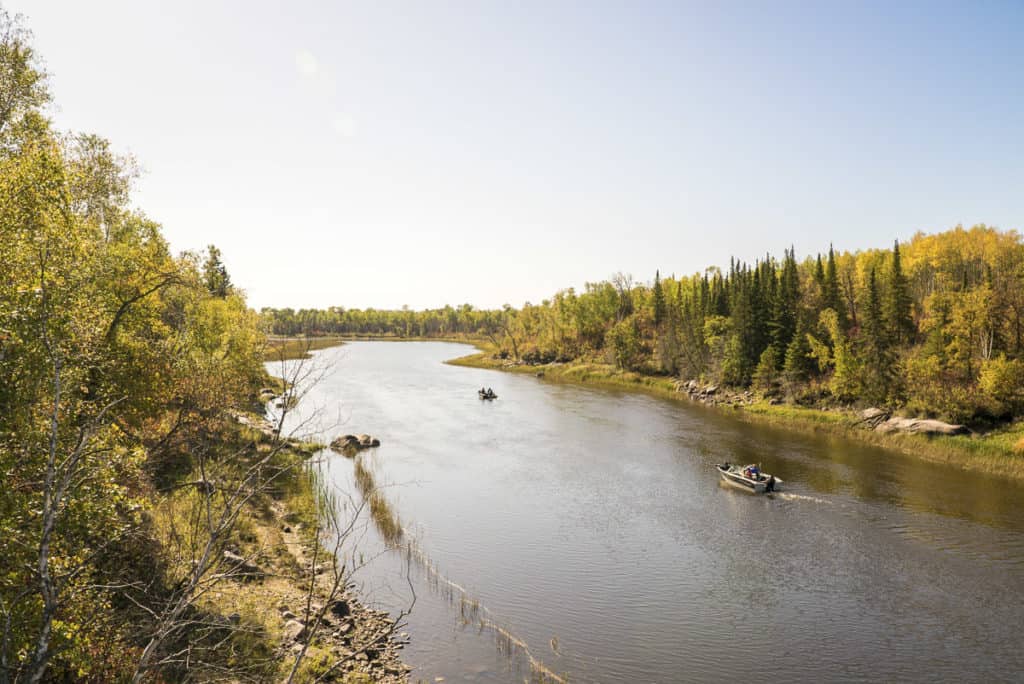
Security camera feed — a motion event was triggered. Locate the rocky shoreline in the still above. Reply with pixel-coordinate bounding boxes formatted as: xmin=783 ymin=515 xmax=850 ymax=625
xmin=233 ymin=401 xmax=409 ymax=682
xmin=674 ymin=378 xmax=763 ymax=408
xmin=674 ymin=379 xmax=968 ymax=436
xmin=271 ymin=501 xmax=410 ymax=682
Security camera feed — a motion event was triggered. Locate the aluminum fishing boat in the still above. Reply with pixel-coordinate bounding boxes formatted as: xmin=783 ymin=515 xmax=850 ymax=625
xmin=715 ymin=463 xmax=781 ymax=493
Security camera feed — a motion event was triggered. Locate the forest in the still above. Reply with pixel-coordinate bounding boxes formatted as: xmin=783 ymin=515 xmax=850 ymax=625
xmin=0 ymin=13 xmax=347 ymax=682
xmin=264 ymin=225 xmax=1024 ymax=425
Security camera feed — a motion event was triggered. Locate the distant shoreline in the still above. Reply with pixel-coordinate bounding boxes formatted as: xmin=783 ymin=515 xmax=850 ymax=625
xmin=263 ymin=334 xmax=482 ymax=361
xmin=445 ymin=350 xmax=1024 ymax=480
xmin=264 ymin=335 xmax=1024 ymax=479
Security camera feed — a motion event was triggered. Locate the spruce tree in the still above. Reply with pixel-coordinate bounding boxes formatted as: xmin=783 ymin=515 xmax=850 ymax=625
xmin=885 ymin=240 xmax=913 ymax=345
xmin=770 ymin=248 xmax=800 ymax=365
xmin=824 ymin=244 xmax=848 ymax=329
xmin=203 ymin=244 xmax=232 ymax=298
xmin=784 ymin=315 xmax=815 ymax=384
xmin=861 ymin=267 xmax=894 ymax=403
xmin=652 ymin=270 xmax=666 ymax=326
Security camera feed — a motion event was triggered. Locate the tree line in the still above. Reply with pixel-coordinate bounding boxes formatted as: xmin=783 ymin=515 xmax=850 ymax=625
xmin=0 ymin=12 xmax=295 ymax=681
xmin=265 ymin=226 xmax=1024 ymax=424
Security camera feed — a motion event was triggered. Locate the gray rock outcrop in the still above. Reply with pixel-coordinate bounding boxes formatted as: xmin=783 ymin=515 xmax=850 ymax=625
xmin=330 ymin=434 xmax=381 ymax=452
xmin=874 ymin=417 xmax=969 ymax=436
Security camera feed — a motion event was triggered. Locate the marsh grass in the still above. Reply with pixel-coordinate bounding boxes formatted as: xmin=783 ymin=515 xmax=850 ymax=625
xmin=351 ymin=456 xmax=404 ymax=546
xmin=398 ymin=534 xmax=567 ymax=684
xmin=263 ymin=336 xmax=346 ymax=361
xmin=341 ymin=444 xmax=569 ymax=683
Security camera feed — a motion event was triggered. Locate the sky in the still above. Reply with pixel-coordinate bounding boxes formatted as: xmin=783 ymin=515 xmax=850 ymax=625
xmin=9 ymin=0 xmax=1024 ymax=310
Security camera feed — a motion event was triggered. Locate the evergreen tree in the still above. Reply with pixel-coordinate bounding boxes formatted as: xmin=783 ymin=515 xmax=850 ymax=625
xmin=863 ymin=268 xmax=886 ymax=353
xmin=824 ymin=244 xmax=848 ymax=329
xmin=861 ymin=267 xmax=895 ymax=403
xmin=783 ymin=315 xmax=815 ymax=385
xmin=652 ymin=269 xmax=666 ymax=326
xmin=814 ymin=254 xmax=826 ymax=293
xmin=770 ymin=248 xmax=800 ymax=365
xmin=203 ymin=244 xmax=232 ymax=297
xmin=885 ymin=240 xmax=913 ymax=345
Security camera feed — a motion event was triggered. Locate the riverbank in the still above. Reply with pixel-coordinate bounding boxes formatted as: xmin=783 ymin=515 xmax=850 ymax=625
xmin=154 ymin=410 xmax=410 ymax=682
xmin=265 ymin=336 xmax=348 ymax=361
xmin=247 ymin=361 xmax=410 ymax=681
xmin=447 ymin=351 xmax=1024 ymax=479
xmin=264 ymin=334 xmax=490 ymax=362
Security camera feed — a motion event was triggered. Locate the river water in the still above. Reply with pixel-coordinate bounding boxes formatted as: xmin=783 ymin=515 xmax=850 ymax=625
xmin=270 ymin=341 xmax=1024 ymax=683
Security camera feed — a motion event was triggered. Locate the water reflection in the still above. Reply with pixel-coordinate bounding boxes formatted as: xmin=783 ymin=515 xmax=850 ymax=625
xmin=273 ymin=342 xmax=1024 ymax=683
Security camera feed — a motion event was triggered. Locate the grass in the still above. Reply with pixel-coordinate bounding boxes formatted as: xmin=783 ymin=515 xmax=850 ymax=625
xmin=261 ymin=333 xmax=485 ymax=362
xmin=352 ymin=456 xmax=404 ymax=546
xmin=145 ymin=418 xmax=346 ymax=681
xmin=739 ymin=401 xmax=1024 ymax=478
xmin=449 ymin=351 xmax=684 ymax=400
xmin=263 ymin=336 xmax=347 ymax=361
xmin=449 ymin=350 xmax=1024 ymax=480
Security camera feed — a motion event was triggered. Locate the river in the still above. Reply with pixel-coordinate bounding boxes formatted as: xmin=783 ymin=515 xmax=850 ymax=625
xmin=270 ymin=341 xmax=1024 ymax=683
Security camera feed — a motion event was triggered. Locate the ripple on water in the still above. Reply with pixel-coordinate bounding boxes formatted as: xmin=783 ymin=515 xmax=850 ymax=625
xmin=271 ymin=342 xmax=1024 ymax=684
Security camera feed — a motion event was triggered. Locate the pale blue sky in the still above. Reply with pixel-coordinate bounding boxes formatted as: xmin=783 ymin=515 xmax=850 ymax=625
xmin=11 ymin=1 xmax=1024 ymax=309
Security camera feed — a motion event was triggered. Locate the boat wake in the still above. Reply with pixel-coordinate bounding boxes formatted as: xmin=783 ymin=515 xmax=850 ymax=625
xmin=774 ymin=492 xmax=831 ymax=505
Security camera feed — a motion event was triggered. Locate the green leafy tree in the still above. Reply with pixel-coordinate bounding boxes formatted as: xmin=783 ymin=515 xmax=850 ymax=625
xmin=753 ymin=346 xmax=780 ymax=394
xmin=979 ymin=354 xmax=1024 ymax=414
xmin=606 ymin=317 xmax=644 ymax=370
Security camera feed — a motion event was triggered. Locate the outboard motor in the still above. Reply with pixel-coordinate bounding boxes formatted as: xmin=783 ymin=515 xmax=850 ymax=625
xmin=766 ymin=475 xmax=776 ymax=492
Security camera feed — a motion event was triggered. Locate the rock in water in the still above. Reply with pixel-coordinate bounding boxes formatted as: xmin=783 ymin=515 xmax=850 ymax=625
xmin=330 ymin=434 xmax=381 ymax=452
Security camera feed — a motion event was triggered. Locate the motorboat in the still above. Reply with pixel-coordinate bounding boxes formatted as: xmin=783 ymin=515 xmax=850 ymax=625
xmin=478 ymin=388 xmax=498 ymax=400
xmin=715 ymin=462 xmax=781 ymax=493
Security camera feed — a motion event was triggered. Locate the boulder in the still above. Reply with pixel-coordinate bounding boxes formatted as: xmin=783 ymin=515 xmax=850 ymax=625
xmin=330 ymin=599 xmax=351 ymax=619
xmin=283 ymin=619 xmax=307 ymax=642
xmin=875 ymin=417 xmax=969 ymax=436
xmin=330 ymin=434 xmax=381 ymax=452
xmin=222 ymin=550 xmax=262 ymax=580
xmin=357 ymin=434 xmax=381 ymax=447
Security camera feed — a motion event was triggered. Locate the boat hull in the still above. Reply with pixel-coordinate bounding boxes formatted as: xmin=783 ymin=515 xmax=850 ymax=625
xmin=715 ymin=464 xmax=780 ymax=494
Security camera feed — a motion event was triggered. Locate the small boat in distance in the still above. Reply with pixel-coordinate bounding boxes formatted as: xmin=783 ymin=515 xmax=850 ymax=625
xmin=478 ymin=387 xmax=498 ymax=400
xmin=715 ymin=462 xmax=781 ymax=494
